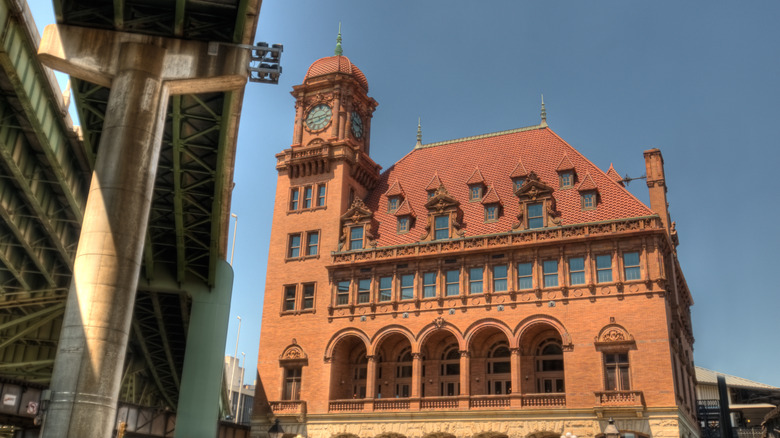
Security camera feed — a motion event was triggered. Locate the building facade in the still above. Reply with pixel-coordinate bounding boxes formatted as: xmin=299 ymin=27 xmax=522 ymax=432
xmin=251 ymin=45 xmax=698 ymax=438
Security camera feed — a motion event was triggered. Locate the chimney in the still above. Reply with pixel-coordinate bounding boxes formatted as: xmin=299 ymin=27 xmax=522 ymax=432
xmin=644 ymin=148 xmax=671 ymax=231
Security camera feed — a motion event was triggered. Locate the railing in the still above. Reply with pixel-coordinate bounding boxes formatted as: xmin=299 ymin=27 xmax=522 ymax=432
xmin=521 ymin=393 xmax=566 ymax=407
xmin=734 ymin=428 xmax=763 ymax=438
xmin=374 ymin=399 xmax=410 ymax=410
xmin=420 ymin=397 xmax=459 ymax=409
xmin=328 ymin=400 xmax=364 ymax=412
xmin=594 ymin=390 xmax=644 ymax=407
xmin=470 ymin=395 xmax=510 ymax=408
xmin=269 ymin=400 xmax=306 ymax=415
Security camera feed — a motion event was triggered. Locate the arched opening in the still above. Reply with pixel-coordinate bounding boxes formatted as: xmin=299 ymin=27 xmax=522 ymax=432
xmin=329 ymin=335 xmax=368 ymax=400
xmin=467 ymin=326 xmax=511 ymax=396
xmin=374 ymin=332 xmax=413 ymax=399
xmin=420 ymin=330 xmax=460 ymax=398
xmin=519 ymin=324 xmax=565 ymax=395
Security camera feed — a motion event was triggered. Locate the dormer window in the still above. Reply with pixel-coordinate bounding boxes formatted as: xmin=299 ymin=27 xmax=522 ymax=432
xmin=434 ymin=216 xmax=449 ymax=240
xmin=388 ymin=196 xmax=400 ymax=212
xmin=512 ymin=178 xmax=524 ymax=192
xmin=427 ymin=190 xmax=435 ymax=199
xmin=512 ymin=171 xmax=562 ymax=231
xmin=559 ymin=172 xmax=573 ymax=189
xmin=528 ymin=203 xmax=544 ymax=229
xmin=581 ymin=192 xmax=596 ymax=210
xmin=577 ymin=173 xmax=599 ymax=211
xmin=466 ymin=168 xmax=486 ymax=202
xmin=349 ymin=226 xmax=364 ymax=250
xmin=469 ymin=185 xmax=483 ymax=201
xmin=397 ymin=216 xmax=410 ymax=233
xmin=485 ymin=205 xmax=498 ymax=222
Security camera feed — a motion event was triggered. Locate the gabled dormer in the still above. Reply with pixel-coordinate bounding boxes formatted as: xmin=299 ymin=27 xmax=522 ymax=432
xmin=425 ymin=173 xmax=443 ymax=199
xmin=555 ymin=154 xmax=577 ymax=189
xmin=509 ymin=160 xmax=529 ymax=193
xmin=481 ymin=185 xmax=502 ymax=223
xmin=385 ymin=180 xmax=405 ymax=213
xmin=512 ymin=171 xmax=561 ymax=230
xmin=421 ymin=184 xmax=464 ymax=241
xmin=393 ymin=199 xmax=415 ymax=234
xmin=466 ymin=168 xmax=486 ymax=201
xmin=606 ymin=163 xmax=624 ymax=187
xmin=338 ymin=198 xmax=375 ymax=251
xmin=576 ymin=173 xmax=599 ymax=211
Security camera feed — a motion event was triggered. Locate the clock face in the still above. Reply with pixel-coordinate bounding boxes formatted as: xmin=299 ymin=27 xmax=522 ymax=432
xmin=351 ymin=112 xmax=363 ymax=138
xmin=305 ymin=104 xmax=332 ymax=131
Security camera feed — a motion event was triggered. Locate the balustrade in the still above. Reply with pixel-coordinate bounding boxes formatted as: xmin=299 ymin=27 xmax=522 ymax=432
xmin=520 ymin=393 xmax=566 ymax=407
xmin=594 ymin=390 xmax=644 ymax=407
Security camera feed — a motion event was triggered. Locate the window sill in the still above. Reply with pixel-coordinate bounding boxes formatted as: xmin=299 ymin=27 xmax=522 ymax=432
xmin=287 ymin=206 xmax=327 ymax=214
xmin=285 ymin=254 xmax=321 ymax=262
xmin=280 ymin=308 xmax=316 ymax=316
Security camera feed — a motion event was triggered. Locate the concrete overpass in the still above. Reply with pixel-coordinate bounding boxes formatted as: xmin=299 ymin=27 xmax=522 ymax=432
xmin=0 ymin=0 xmax=275 ymax=436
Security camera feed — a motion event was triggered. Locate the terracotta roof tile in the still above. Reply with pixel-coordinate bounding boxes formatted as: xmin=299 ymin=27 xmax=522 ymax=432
xmin=607 ymin=163 xmax=624 ymax=186
xmin=385 ymin=180 xmax=404 ymax=197
xmin=364 ymin=125 xmax=655 ymax=247
xmin=481 ymin=185 xmax=501 ymax=205
xmin=394 ymin=199 xmax=415 ymax=217
xmin=576 ymin=173 xmax=598 ymax=191
xmin=466 ymin=168 xmax=486 ymax=185
xmin=509 ymin=160 xmax=529 ymax=178
xmin=304 ymin=55 xmax=369 ymax=91
xmin=555 ymin=154 xmax=575 ymax=172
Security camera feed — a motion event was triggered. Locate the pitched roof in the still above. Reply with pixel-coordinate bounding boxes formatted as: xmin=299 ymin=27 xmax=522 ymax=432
xmin=364 ymin=125 xmax=655 ymax=247
xmin=466 ymin=168 xmax=486 ymax=185
xmin=576 ymin=173 xmax=598 ymax=191
xmin=385 ymin=180 xmax=404 ymax=197
xmin=394 ymin=199 xmax=415 ymax=217
xmin=695 ymin=366 xmax=779 ymax=390
xmin=304 ymin=55 xmax=369 ymax=91
xmin=607 ymin=163 xmax=624 ymax=186
xmin=556 ymin=154 xmax=575 ymax=172
xmin=481 ymin=185 xmax=501 ymax=205
xmin=509 ymin=160 xmax=529 ymax=178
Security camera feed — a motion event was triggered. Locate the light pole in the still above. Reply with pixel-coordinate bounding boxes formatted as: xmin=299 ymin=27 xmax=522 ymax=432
xmin=236 ymin=352 xmax=246 ymax=424
xmin=229 ymin=213 xmax=238 ymax=266
xmin=228 ymin=315 xmax=241 ymax=420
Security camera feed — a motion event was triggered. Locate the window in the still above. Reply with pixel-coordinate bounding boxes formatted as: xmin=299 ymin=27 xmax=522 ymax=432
xmin=349 ymin=226 xmax=363 ymax=250
xmin=604 ymin=353 xmax=630 ymax=391
xmin=336 ymin=280 xmax=350 ymax=305
xmin=445 ymin=270 xmax=460 ymax=296
xmin=357 ymin=279 xmax=371 ymax=304
xmin=596 ymin=254 xmax=613 ymax=283
xmin=288 ymin=234 xmax=301 ymax=258
xmin=487 ymin=343 xmax=511 ymax=395
xmin=469 ymin=185 xmax=482 ymax=201
xmin=569 ymin=257 xmax=585 ymax=285
xmin=485 ymin=205 xmax=498 ymax=222
xmin=400 ymin=274 xmax=414 ymax=300
xmin=543 ymin=260 xmax=558 ymax=288
xmin=379 ymin=276 xmax=393 ymax=302
xmin=290 ymin=188 xmax=299 ymax=210
xmin=306 ymin=232 xmax=319 ymax=256
xmin=284 ymin=285 xmax=296 ymax=311
xmin=536 ymin=339 xmax=564 ymax=393
xmin=513 ymin=178 xmax=524 ymax=192
xmin=397 ymin=216 xmax=409 ymax=233
xmin=528 ymin=203 xmax=543 ymax=229
xmin=423 ymin=272 xmax=437 ymax=298
xmin=624 ymin=251 xmax=641 ymax=280
xmin=493 ymin=265 xmax=507 ymax=292
xmin=388 ymin=196 xmax=399 ymax=212
xmin=303 ymin=186 xmax=313 ymax=209
xmin=469 ymin=267 xmax=483 ymax=294
xmin=283 ymin=367 xmax=302 ymax=400
xmin=559 ymin=171 xmax=573 ymax=188
xmin=434 ymin=216 xmax=449 ymax=240
xmin=302 ymin=283 xmax=315 ymax=309
xmin=517 ymin=262 xmax=533 ymax=290
xmin=316 ymin=184 xmax=326 ymax=207
xmin=581 ymin=192 xmax=596 ymax=210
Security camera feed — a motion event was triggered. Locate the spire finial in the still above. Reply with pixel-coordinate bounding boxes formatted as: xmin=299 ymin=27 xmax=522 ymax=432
xmin=334 ymin=23 xmax=343 ymax=56
xmin=540 ymin=94 xmax=547 ymax=126
xmin=415 ymin=117 xmax=422 ymax=148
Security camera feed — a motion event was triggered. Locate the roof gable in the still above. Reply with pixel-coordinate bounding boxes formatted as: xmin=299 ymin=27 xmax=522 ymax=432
xmin=509 ymin=160 xmax=529 ymax=178
xmin=466 ymin=168 xmax=486 ymax=185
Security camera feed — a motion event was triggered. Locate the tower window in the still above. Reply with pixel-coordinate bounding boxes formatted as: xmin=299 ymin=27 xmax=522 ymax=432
xmin=288 ymin=234 xmax=301 ymax=258
xmin=493 ymin=265 xmax=508 ymax=292
xmin=543 ymin=260 xmax=558 ymax=288
xmin=349 ymin=226 xmax=364 ymax=250
xmin=581 ymin=192 xmax=596 ymax=210
xmin=559 ymin=171 xmax=573 ymax=189
xmin=316 ymin=184 xmax=327 ymax=207
xmin=400 ymin=274 xmax=414 ymax=300
xmin=528 ymin=203 xmax=544 ymax=229
xmin=569 ymin=257 xmax=585 ymax=285
xmin=596 ymin=254 xmax=613 ymax=283
xmin=445 ymin=270 xmax=460 ymax=296
xmin=290 ymin=188 xmax=299 ymax=210
xmin=624 ymin=251 xmax=641 ymax=280
xmin=469 ymin=267 xmax=483 ymax=294
xmin=434 ymin=216 xmax=449 ymax=240
xmin=517 ymin=262 xmax=533 ymax=290
xmin=379 ymin=276 xmax=393 ymax=302
xmin=423 ymin=272 xmax=437 ymax=298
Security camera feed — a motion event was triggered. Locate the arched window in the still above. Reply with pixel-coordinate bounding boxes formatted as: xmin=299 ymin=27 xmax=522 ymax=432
xmin=440 ymin=345 xmax=460 ymax=396
xmin=535 ymin=338 xmax=564 ymax=393
xmin=396 ymin=348 xmax=413 ymax=397
xmin=353 ymin=353 xmax=368 ymax=398
xmin=487 ymin=342 xmax=511 ymax=395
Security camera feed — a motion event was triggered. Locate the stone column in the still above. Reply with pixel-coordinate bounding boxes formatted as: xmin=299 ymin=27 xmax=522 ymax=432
xmin=510 ymin=347 xmax=522 ymax=407
xmin=459 ymin=350 xmax=470 ymax=396
xmin=41 ymin=42 xmax=168 ymax=438
xmin=411 ymin=353 xmax=422 ymax=398
xmin=365 ymin=355 xmax=377 ymax=399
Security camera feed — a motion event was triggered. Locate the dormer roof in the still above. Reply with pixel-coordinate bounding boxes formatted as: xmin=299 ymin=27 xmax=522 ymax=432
xmin=576 ymin=173 xmax=598 ymax=192
xmin=425 ymin=174 xmax=442 ymax=191
xmin=385 ymin=180 xmax=404 ymax=197
xmin=607 ymin=163 xmax=624 ymax=186
xmin=481 ymin=185 xmax=501 ymax=205
xmin=556 ymin=154 xmax=576 ymax=172
xmin=509 ymin=160 xmax=529 ymax=178
xmin=466 ymin=168 xmax=486 ymax=185
xmin=394 ymin=199 xmax=416 ymax=217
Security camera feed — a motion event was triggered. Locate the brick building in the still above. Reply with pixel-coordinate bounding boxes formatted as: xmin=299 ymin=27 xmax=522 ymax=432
xmin=250 ymin=41 xmax=699 ymax=438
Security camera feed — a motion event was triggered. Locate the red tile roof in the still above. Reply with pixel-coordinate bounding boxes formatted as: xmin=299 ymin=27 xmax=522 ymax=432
xmin=365 ymin=125 xmax=655 ymax=247
xmin=576 ymin=173 xmax=598 ymax=192
xmin=556 ymin=154 xmax=575 ymax=172
xmin=394 ymin=199 xmax=415 ymax=217
xmin=385 ymin=180 xmax=404 ymax=197
xmin=607 ymin=163 xmax=624 ymax=186
xmin=481 ymin=185 xmax=502 ymax=205
xmin=509 ymin=160 xmax=528 ymax=178
xmin=466 ymin=168 xmax=486 ymax=185
xmin=304 ymin=55 xmax=369 ymax=91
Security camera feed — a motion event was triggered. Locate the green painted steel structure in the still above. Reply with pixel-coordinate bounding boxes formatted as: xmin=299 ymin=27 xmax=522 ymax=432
xmin=0 ymin=0 xmax=261 ymax=422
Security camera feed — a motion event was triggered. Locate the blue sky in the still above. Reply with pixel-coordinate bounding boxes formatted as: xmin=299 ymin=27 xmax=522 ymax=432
xmin=31 ymin=1 xmax=780 ymax=388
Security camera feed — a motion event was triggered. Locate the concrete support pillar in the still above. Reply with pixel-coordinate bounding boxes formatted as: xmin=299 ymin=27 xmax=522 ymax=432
xmin=365 ymin=355 xmax=377 ymax=399
xmin=175 ymin=260 xmax=233 ymax=438
xmin=42 ymin=42 xmax=168 ymax=438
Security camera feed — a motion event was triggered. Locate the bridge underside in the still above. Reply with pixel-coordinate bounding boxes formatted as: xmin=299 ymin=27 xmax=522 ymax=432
xmin=0 ymin=0 xmax=260 ymax=420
